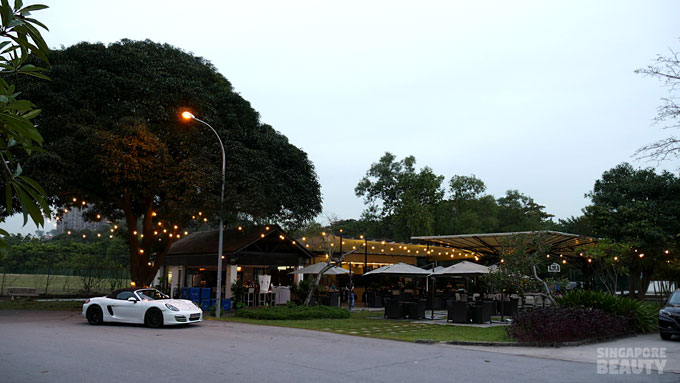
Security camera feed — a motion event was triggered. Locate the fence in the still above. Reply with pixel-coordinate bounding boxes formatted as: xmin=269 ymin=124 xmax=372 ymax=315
xmin=0 ymin=267 xmax=131 ymax=297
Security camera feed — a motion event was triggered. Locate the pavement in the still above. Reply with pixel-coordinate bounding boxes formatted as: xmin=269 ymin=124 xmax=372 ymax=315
xmin=0 ymin=310 xmax=677 ymax=382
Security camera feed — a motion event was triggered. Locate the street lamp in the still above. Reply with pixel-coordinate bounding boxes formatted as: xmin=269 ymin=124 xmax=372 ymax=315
xmin=182 ymin=111 xmax=226 ymax=318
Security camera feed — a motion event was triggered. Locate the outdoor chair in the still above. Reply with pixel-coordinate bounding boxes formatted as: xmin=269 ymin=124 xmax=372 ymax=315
xmin=447 ymin=300 xmax=469 ymax=323
xmin=366 ymin=292 xmax=376 ymax=307
xmin=502 ymin=298 xmax=519 ymax=317
xmin=385 ymin=299 xmax=404 ymax=319
xmin=244 ymin=288 xmax=256 ymax=307
xmin=471 ymin=301 xmax=493 ymax=324
xmin=405 ymin=299 xmax=426 ymax=319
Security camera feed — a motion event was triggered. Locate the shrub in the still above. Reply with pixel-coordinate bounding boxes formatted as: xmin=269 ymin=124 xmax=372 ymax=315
xmin=557 ymin=290 xmax=658 ymax=333
xmin=234 ymin=304 xmax=350 ymax=320
xmin=507 ymin=307 xmax=633 ymax=343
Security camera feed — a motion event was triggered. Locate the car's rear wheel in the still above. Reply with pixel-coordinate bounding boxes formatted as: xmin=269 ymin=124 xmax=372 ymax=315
xmin=145 ymin=308 xmax=163 ymax=328
xmin=660 ymin=333 xmax=672 ymax=340
xmin=86 ymin=305 xmax=103 ymax=325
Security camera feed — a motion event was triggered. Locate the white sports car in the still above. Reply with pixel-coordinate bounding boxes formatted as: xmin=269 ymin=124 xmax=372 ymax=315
xmin=82 ymin=288 xmax=202 ymax=327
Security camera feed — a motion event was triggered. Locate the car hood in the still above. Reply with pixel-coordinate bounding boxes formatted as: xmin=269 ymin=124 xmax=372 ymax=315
xmin=165 ymin=299 xmax=200 ymax=311
xmin=664 ymin=305 xmax=680 ymax=314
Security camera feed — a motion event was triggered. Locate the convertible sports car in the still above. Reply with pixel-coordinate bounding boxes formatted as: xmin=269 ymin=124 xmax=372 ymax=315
xmin=83 ymin=287 xmax=202 ymax=328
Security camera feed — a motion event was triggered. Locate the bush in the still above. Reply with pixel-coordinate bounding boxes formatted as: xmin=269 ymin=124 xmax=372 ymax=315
xmin=507 ymin=307 xmax=633 ymax=343
xmin=556 ymin=290 xmax=658 ymax=333
xmin=234 ymin=304 xmax=350 ymax=320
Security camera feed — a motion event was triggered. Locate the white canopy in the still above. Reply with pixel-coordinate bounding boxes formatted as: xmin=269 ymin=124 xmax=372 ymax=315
xmin=290 ymin=262 xmax=349 ymax=275
xmin=430 ymin=260 xmax=490 ymax=276
xmin=363 ymin=262 xmax=431 ymax=276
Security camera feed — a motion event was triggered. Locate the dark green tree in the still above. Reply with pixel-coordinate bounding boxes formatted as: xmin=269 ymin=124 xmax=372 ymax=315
xmin=355 ymin=153 xmax=444 ymax=240
xmin=19 ymin=40 xmax=322 ymax=285
xmin=496 ymin=190 xmax=554 ymax=232
xmin=584 ymin=163 xmax=680 ymax=298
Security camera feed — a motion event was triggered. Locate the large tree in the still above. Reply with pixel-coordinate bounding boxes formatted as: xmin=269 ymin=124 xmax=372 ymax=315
xmin=20 ymin=40 xmax=322 ymax=285
xmin=584 ymin=163 xmax=680 ymax=298
xmin=355 ymin=152 xmax=444 ymax=240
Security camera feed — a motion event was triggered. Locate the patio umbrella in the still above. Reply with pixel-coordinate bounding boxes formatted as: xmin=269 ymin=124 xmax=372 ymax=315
xmin=430 ymin=260 xmax=490 ymax=276
xmin=290 ymin=262 xmax=349 ymax=275
xmin=363 ymin=262 xmax=432 ymax=276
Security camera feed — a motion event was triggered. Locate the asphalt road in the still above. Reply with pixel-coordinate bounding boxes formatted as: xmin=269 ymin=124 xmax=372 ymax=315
xmin=0 ymin=310 xmax=676 ymax=383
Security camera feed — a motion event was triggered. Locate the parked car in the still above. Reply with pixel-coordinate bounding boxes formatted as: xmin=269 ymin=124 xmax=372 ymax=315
xmin=659 ymin=289 xmax=680 ymax=340
xmin=83 ymin=287 xmax=202 ymax=328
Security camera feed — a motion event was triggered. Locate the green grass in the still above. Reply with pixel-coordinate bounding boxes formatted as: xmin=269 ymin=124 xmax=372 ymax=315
xmin=0 ymin=273 xmax=129 ymax=296
xmin=219 ymin=310 xmax=513 ymax=343
xmin=0 ymin=300 xmax=84 ymax=311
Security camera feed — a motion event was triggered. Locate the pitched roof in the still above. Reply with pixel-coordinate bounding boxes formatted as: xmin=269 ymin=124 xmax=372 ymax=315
xmin=167 ymin=224 xmax=313 ymax=258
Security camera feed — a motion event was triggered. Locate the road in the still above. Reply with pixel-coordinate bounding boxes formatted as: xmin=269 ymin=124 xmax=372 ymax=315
xmin=0 ymin=310 xmax=676 ymax=383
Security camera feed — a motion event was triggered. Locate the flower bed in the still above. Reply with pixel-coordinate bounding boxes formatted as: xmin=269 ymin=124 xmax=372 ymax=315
xmin=507 ymin=307 xmax=633 ymax=343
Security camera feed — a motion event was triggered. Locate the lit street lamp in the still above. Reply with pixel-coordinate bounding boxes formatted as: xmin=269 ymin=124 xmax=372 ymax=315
xmin=182 ymin=111 xmax=226 ymax=318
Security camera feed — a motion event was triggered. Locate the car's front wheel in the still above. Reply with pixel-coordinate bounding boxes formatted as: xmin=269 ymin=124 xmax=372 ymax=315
xmin=145 ymin=308 xmax=164 ymax=328
xmin=86 ymin=305 xmax=103 ymax=325
xmin=660 ymin=333 xmax=672 ymax=340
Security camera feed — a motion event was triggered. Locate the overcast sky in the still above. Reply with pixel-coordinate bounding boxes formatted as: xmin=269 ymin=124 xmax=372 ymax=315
xmin=6 ymin=0 xmax=680 ymax=234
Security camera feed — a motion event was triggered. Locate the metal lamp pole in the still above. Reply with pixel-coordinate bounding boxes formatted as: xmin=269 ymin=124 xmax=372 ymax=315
xmin=182 ymin=111 xmax=226 ymax=318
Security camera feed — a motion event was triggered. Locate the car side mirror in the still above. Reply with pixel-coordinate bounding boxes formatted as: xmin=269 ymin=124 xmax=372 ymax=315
xmin=128 ymin=297 xmax=138 ymax=303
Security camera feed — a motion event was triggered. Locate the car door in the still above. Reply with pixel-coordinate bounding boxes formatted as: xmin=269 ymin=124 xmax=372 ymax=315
xmin=110 ymin=291 xmax=143 ymax=323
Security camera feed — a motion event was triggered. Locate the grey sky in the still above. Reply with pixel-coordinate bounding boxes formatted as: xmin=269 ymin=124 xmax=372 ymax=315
xmin=6 ymin=0 xmax=680 ymax=234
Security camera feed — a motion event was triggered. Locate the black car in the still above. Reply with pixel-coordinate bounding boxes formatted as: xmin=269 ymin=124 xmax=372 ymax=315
xmin=659 ymin=289 xmax=680 ymax=340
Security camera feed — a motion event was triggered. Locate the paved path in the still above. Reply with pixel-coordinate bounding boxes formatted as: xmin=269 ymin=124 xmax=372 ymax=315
xmin=0 ymin=310 xmax=676 ymax=382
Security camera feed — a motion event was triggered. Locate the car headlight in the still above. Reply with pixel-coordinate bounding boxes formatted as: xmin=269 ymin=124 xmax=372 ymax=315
xmin=165 ymin=304 xmax=180 ymax=311
xmin=660 ymin=309 xmax=672 ymax=317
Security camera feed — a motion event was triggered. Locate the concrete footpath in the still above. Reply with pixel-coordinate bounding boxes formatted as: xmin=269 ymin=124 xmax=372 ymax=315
xmin=447 ymin=333 xmax=680 ymax=374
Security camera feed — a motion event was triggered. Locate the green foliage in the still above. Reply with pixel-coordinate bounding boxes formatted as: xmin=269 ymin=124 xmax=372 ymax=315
xmin=355 ymin=153 xmax=444 ymax=240
xmin=557 ymin=290 xmax=659 ymax=333
xmin=19 ymin=39 xmax=322 ymax=285
xmin=584 ymin=163 xmax=680 ymax=297
xmin=230 ymin=279 xmax=247 ymax=304
xmin=353 ymin=152 xmax=556 ymax=240
xmin=0 ymin=2 xmax=50 ymax=244
xmin=234 ymin=304 xmax=350 ymax=320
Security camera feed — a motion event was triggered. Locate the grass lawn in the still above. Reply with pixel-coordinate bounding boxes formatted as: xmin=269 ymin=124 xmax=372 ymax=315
xmin=219 ymin=310 xmax=513 ymax=343
xmin=0 ymin=300 xmax=84 ymax=311
xmin=1 ymin=273 xmax=129 ymax=296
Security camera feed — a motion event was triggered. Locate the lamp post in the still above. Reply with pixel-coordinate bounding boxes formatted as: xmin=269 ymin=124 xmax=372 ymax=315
xmin=182 ymin=111 xmax=226 ymax=318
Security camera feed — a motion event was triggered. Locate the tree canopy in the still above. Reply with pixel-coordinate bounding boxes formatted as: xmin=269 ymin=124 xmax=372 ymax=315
xmin=350 ymin=152 xmax=555 ymax=241
xmin=584 ymin=162 xmax=680 ymax=298
xmin=19 ymin=40 xmax=322 ymax=285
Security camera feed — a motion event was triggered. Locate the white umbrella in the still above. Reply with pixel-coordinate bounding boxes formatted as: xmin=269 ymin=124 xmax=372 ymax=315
xmin=290 ymin=262 xmax=349 ymax=275
xmin=431 ymin=260 xmax=490 ymax=276
xmin=363 ymin=262 xmax=431 ymax=276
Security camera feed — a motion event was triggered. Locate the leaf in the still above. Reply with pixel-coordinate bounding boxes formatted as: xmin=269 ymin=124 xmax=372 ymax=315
xmin=14 ymin=162 xmax=21 ymax=176
xmin=0 ymin=0 xmax=12 ymax=28
xmin=19 ymin=4 xmax=47 ymax=14
xmin=14 ymin=0 xmax=22 ymax=10
xmin=24 ymin=17 xmax=47 ymax=31
xmin=5 ymin=182 xmax=12 ymax=212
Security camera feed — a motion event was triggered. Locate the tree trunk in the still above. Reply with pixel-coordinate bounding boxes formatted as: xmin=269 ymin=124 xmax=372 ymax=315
xmin=533 ymin=265 xmax=558 ymax=307
xmin=303 ymin=262 xmax=334 ymax=306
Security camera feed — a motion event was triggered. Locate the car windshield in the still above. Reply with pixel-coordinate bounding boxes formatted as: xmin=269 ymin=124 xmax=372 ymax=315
xmin=136 ymin=289 xmax=169 ymax=301
xmin=669 ymin=291 xmax=680 ymax=305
